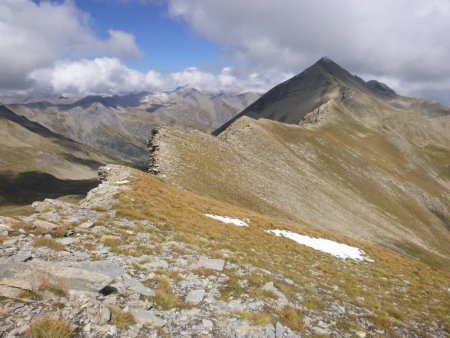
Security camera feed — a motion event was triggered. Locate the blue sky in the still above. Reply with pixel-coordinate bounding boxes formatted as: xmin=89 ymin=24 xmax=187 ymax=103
xmin=2 ymin=0 xmax=450 ymax=103
xmin=74 ymin=0 xmax=224 ymax=73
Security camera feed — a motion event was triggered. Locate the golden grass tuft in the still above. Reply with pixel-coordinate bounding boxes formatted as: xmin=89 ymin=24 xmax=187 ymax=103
xmin=110 ymin=307 xmax=135 ymax=328
xmin=32 ymin=237 xmax=66 ymax=251
xmin=279 ymin=306 xmax=302 ymax=331
xmin=26 ymin=317 xmax=72 ymax=338
xmin=238 ymin=311 xmax=273 ymax=326
xmin=152 ymin=276 xmax=183 ymax=310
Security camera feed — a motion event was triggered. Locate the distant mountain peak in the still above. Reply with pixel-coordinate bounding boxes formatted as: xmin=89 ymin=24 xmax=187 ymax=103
xmin=213 ymin=57 xmax=401 ymax=135
xmin=316 ymin=56 xmax=336 ymax=65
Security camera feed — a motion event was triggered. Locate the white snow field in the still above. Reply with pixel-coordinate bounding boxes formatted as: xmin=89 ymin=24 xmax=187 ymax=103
xmin=269 ymin=229 xmax=372 ymax=261
xmin=204 ymin=214 xmax=249 ymax=227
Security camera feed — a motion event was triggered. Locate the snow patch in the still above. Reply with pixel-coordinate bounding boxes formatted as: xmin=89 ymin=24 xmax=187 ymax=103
xmin=269 ymin=229 xmax=372 ymax=261
xmin=116 ymin=180 xmax=129 ymax=185
xmin=205 ymin=214 xmax=248 ymax=227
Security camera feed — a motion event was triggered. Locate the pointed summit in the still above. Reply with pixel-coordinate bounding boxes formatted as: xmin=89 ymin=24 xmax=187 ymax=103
xmin=213 ymin=57 xmax=397 ymax=135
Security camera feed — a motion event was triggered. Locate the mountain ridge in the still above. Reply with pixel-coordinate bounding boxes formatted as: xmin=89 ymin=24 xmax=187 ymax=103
xmin=149 ymin=58 xmax=450 ymax=269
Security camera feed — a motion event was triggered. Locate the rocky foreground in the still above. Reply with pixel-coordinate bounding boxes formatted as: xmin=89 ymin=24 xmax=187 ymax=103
xmin=0 ymin=165 xmax=448 ymax=337
xmin=1 ymin=165 xmax=301 ymax=337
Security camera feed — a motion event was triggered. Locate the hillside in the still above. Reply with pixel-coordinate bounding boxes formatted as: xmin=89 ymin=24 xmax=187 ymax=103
xmin=7 ymin=89 xmax=258 ymax=166
xmin=0 ymin=105 xmax=116 ymax=208
xmin=148 ymin=58 xmax=450 ymax=269
xmin=0 ymin=165 xmax=448 ymax=337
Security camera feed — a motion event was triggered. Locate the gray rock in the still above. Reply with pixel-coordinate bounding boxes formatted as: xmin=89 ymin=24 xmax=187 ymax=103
xmin=33 ymin=219 xmax=58 ymax=231
xmin=262 ymin=282 xmax=288 ymax=307
xmin=124 ymin=278 xmax=155 ymax=297
xmin=144 ymin=259 xmax=169 ymax=269
xmin=56 ymin=238 xmax=75 ymax=246
xmin=31 ymin=259 xmax=113 ymax=292
xmin=0 ymin=261 xmax=33 ymax=290
xmin=0 ymin=285 xmax=22 ymax=299
xmin=185 ymin=289 xmax=205 ymax=305
xmin=2 ymin=238 xmax=19 ymax=247
xmin=197 ymin=258 xmax=225 ymax=271
xmin=265 ymin=324 xmax=276 ymax=338
xmin=100 ymin=306 xmax=111 ymax=324
xmin=79 ymin=221 xmax=95 ymax=229
xmin=0 ymin=224 xmax=8 ymax=236
xmin=275 ymin=322 xmax=285 ymax=338
xmin=312 ymin=326 xmax=330 ymax=335
xmin=12 ymin=252 xmax=33 ymax=263
xmin=202 ymin=319 xmax=213 ymax=330
xmin=70 ymin=261 xmax=124 ymax=278
xmin=130 ymin=309 xmax=164 ymax=327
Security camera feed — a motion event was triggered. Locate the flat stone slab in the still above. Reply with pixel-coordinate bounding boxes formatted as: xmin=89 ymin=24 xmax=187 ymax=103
xmin=143 ymin=259 xmax=169 ymax=269
xmin=0 ymin=261 xmax=33 ymax=290
xmin=185 ymin=289 xmax=205 ymax=305
xmin=130 ymin=309 xmax=164 ymax=327
xmin=33 ymin=219 xmax=59 ymax=231
xmin=124 ymin=278 xmax=155 ymax=297
xmin=197 ymin=258 xmax=225 ymax=271
xmin=262 ymin=282 xmax=288 ymax=307
xmin=31 ymin=259 xmax=113 ymax=292
xmin=70 ymin=261 xmax=125 ymax=278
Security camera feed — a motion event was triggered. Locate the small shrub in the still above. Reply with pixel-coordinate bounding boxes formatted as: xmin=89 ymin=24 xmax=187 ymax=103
xmin=26 ymin=316 xmax=72 ymax=338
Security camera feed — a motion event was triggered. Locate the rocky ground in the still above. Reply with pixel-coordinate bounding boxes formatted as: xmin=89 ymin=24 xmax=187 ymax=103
xmin=0 ymin=165 xmax=448 ymax=337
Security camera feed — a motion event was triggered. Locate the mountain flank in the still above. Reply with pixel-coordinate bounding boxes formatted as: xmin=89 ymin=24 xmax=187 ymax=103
xmin=149 ymin=58 xmax=450 ymax=269
xmin=0 ymin=164 xmax=449 ymax=337
xmin=6 ymin=88 xmax=258 ymax=166
xmin=0 ymin=105 xmax=117 ymax=209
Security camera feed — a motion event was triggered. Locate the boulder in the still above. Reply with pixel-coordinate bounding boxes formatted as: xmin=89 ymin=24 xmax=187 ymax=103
xmin=130 ymin=309 xmax=164 ymax=327
xmin=197 ymin=258 xmax=225 ymax=271
xmin=262 ymin=282 xmax=288 ymax=307
xmin=0 ymin=260 xmax=33 ymax=290
xmin=31 ymin=259 xmax=113 ymax=292
xmin=70 ymin=261 xmax=124 ymax=278
xmin=32 ymin=219 xmax=59 ymax=231
xmin=124 ymin=278 xmax=155 ymax=297
xmin=185 ymin=289 xmax=205 ymax=305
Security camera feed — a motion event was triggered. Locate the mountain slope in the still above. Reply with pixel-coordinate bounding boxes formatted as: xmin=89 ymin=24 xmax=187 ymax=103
xmin=7 ymin=89 xmax=258 ymax=166
xmin=213 ymin=57 xmax=398 ymax=135
xmin=148 ymin=59 xmax=450 ymax=269
xmin=1 ymin=164 xmax=448 ymax=337
xmin=0 ymin=105 xmax=116 ymax=205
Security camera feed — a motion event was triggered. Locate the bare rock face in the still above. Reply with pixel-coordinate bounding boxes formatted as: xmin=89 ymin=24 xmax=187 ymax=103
xmin=300 ymin=101 xmax=331 ymax=126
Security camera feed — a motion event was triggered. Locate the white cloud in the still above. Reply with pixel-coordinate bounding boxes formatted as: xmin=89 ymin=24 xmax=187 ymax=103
xmin=168 ymin=0 xmax=450 ymax=103
xmin=28 ymin=58 xmax=285 ymax=96
xmin=0 ymin=0 xmax=141 ymax=90
xmin=28 ymin=58 xmax=161 ymax=95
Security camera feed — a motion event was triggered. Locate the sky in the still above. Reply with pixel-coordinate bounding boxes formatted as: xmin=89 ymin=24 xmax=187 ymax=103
xmin=0 ymin=0 xmax=449 ymax=104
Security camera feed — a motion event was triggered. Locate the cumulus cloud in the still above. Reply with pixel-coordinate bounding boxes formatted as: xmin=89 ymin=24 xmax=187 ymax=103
xmin=28 ymin=58 xmax=289 ymax=95
xmin=0 ymin=0 xmax=141 ymax=91
xmin=168 ymin=0 xmax=450 ymax=103
xmin=28 ymin=58 xmax=162 ymax=95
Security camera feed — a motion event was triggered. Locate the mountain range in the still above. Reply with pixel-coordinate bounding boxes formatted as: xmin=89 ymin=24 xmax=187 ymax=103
xmin=0 ymin=57 xmax=449 ymax=338
xmin=6 ymin=88 xmax=258 ymax=166
xmin=149 ymin=57 xmax=450 ymax=269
